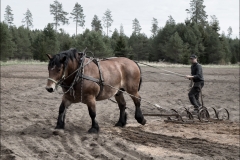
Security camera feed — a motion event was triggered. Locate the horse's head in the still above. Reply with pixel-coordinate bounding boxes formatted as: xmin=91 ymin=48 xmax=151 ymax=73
xmin=45 ymin=54 xmax=67 ymax=93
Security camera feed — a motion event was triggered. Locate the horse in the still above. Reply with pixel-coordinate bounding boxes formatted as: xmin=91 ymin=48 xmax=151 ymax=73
xmin=45 ymin=48 xmax=146 ymax=133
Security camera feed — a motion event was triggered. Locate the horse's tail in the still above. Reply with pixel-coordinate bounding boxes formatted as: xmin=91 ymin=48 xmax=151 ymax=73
xmin=133 ymin=61 xmax=142 ymax=91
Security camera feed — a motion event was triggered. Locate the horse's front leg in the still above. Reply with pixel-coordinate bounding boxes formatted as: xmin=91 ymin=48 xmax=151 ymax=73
xmin=87 ymin=99 xmax=99 ymax=133
xmin=55 ymin=99 xmax=71 ymax=129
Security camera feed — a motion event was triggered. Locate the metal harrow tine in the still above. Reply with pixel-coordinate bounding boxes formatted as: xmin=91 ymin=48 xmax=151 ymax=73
xmin=212 ymin=107 xmax=219 ymax=119
xmin=170 ymin=109 xmax=184 ymax=122
xmin=198 ymin=107 xmax=210 ymax=122
xmin=224 ymin=108 xmax=230 ymax=120
xmin=184 ymin=107 xmax=194 ymax=120
xmin=218 ymin=108 xmax=230 ymax=120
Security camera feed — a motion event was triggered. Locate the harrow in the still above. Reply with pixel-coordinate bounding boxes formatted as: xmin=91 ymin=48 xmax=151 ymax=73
xmin=143 ymin=88 xmax=230 ymax=124
xmin=144 ymin=106 xmax=230 ymax=123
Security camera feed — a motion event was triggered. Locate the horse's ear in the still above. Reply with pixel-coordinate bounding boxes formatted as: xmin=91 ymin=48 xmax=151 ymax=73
xmin=46 ymin=54 xmax=52 ymax=60
xmin=60 ymin=56 xmax=67 ymax=63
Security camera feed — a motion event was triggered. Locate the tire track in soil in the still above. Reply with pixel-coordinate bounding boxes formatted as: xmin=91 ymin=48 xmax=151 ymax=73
xmin=112 ymin=127 xmax=239 ymax=159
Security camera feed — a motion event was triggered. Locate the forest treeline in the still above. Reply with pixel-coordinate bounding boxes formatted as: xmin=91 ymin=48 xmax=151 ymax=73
xmin=1 ymin=0 xmax=239 ymax=64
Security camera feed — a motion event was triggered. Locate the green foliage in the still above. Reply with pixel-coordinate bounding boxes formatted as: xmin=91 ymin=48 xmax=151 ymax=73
xmin=70 ymin=2 xmax=85 ymax=35
xmin=151 ymin=18 xmax=159 ymax=37
xmin=50 ymin=0 xmax=69 ymax=31
xmin=111 ymin=29 xmax=119 ymax=50
xmin=114 ymin=36 xmax=127 ymax=57
xmin=4 ymin=5 xmax=14 ymax=26
xmin=163 ymin=32 xmax=185 ymax=63
xmin=75 ymin=29 xmax=113 ymax=58
xmin=210 ymin=15 xmax=220 ymax=33
xmin=22 ymin=9 xmax=33 ymax=29
xmin=32 ymin=24 xmax=59 ymax=61
xmin=102 ymin=9 xmax=113 ymax=36
xmin=91 ymin=15 xmax=102 ymax=32
xmin=0 ymin=0 xmax=238 ymax=64
xmin=58 ymin=29 xmax=74 ymax=51
xmin=132 ymin=18 xmax=142 ymax=34
xmin=229 ymin=38 xmax=240 ymax=64
xmin=187 ymin=0 xmax=208 ymax=26
xmin=129 ymin=33 xmax=149 ymax=60
xmin=0 ymin=22 xmax=16 ymax=60
xmin=120 ymin=24 xmax=124 ymax=36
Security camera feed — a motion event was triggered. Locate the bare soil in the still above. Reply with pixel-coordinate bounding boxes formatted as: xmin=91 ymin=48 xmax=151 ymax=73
xmin=1 ymin=64 xmax=239 ymax=160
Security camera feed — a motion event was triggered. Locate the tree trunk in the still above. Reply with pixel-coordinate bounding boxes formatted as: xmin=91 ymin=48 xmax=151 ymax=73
xmin=107 ymin=24 xmax=108 ymax=37
xmin=76 ymin=21 xmax=77 ymax=35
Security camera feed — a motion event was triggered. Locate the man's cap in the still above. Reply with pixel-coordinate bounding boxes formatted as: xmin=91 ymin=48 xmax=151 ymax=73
xmin=190 ymin=54 xmax=197 ymax=59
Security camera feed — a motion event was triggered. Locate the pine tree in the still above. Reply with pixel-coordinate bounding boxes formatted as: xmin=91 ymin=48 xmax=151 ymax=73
xmin=166 ymin=15 xmax=175 ymax=25
xmin=114 ymin=36 xmax=127 ymax=57
xmin=75 ymin=29 xmax=112 ymax=57
xmin=102 ymin=9 xmax=113 ymax=36
xmin=32 ymin=24 xmax=59 ymax=61
xmin=227 ymin=26 xmax=232 ymax=38
xmin=0 ymin=22 xmax=16 ymax=60
xmin=4 ymin=5 xmax=14 ymax=26
xmin=151 ymin=18 xmax=159 ymax=37
xmin=204 ymin=25 xmax=223 ymax=63
xmin=164 ymin=32 xmax=185 ymax=63
xmin=70 ymin=3 xmax=85 ymax=35
xmin=129 ymin=33 xmax=149 ymax=60
xmin=58 ymin=28 xmax=73 ymax=51
xmin=210 ymin=15 xmax=220 ymax=33
xmin=120 ymin=24 xmax=124 ymax=36
xmin=132 ymin=18 xmax=142 ymax=34
xmin=111 ymin=28 xmax=119 ymax=50
xmin=22 ymin=9 xmax=33 ymax=29
xmin=188 ymin=0 xmax=208 ymax=26
xmin=16 ymin=26 xmax=32 ymax=59
xmin=50 ymin=0 xmax=69 ymax=31
xmin=91 ymin=15 xmax=102 ymax=32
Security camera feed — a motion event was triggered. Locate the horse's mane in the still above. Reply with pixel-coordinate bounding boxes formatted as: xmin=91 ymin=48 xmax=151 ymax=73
xmin=48 ymin=48 xmax=78 ymax=68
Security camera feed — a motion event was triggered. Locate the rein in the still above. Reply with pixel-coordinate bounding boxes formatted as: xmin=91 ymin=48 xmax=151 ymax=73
xmin=47 ymin=50 xmax=103 ymax=100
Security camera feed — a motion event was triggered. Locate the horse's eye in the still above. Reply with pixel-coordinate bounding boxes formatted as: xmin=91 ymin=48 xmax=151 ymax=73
xmin=58 ymin=69 xmax=61 ymax=72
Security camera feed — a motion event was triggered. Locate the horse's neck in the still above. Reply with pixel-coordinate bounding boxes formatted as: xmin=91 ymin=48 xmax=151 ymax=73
xmin=64 ymin=59 xmax=79 ymax=85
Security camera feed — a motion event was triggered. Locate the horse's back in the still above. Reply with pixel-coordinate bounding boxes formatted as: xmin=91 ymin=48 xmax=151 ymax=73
xmin=101 ymin=57 xmax=141 ymax=93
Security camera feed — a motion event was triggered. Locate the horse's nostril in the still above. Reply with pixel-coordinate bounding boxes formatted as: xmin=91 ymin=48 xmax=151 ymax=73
xmin=46 ymin=87 xmax=54 ymax=93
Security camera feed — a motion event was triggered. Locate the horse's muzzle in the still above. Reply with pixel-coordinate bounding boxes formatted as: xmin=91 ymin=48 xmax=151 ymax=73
xmin=46 ymin=86 xmax=54 ymax=93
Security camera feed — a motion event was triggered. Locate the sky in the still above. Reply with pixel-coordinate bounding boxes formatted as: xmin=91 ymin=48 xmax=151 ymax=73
xmin=1 ymin=0 xmax=239 ymax=38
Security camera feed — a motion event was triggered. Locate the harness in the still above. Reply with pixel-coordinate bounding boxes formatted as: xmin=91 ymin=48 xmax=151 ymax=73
xmin=47 ymin=52 xmax=104 ymax=101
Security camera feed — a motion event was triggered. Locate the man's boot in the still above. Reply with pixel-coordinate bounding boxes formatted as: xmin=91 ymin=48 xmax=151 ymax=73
xmin=192 ymin=107 xmax=199 ymax=115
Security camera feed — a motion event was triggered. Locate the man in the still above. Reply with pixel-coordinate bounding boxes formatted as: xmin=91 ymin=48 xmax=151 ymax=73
xmin=185 ymin=54 xmax=204 ymax=113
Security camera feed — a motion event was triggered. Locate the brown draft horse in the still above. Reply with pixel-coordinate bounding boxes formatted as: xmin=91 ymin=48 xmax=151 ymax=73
xmin=45 ymin=48 xmax=146 ymax=133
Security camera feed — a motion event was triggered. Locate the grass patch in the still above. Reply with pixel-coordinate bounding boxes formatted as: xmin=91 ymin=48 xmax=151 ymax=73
xmin=0 ymin=60 xmax=48 ymax=66
xmin=1 ymin=60 xmax=239 ymax=69
xmin=138 ymin=61 xmax=239 ymax=68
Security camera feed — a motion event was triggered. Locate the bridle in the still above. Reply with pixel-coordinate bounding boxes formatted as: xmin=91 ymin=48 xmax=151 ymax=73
xmin=47 ymin=49 xmax=97 ymax=101
xmin=47 ymin=50 xmax=87 ymax=92
xmin=47 ymin=65 xmax=68 ymax=89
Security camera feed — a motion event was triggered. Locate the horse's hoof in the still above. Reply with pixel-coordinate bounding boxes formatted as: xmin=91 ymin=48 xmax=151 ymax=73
xmin=55 ymin=125 xmax=64 ymax=129
xmin=115 ymin=121 xmax=126 ymax=127
xmin=141 ymin=119 xmax=147 ymax=125
xmin=53 ymin=129 xmax=65 ymax=136
xmin=88 ymin=127 xmax=99 ymax=134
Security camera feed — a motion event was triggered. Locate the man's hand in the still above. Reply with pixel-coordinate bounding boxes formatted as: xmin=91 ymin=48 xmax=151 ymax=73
xmin=185 ymin=75 xmax=194 ymax=79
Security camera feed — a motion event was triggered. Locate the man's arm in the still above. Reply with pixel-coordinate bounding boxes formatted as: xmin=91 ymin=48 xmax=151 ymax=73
xmin=185 ymin=65 xmax=202 ymax=80
xmin=185 ymin=75 xmax=194 ymax=79
xmin=192 ymin=65 xmax=202 ymax=81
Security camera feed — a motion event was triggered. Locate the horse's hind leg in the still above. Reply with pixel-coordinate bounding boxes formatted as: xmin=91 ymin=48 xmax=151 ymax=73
xmin=114 ymin=91 xmax=127 ymax=127
xmin=130 ymin=92 xmax=146 ymax=125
